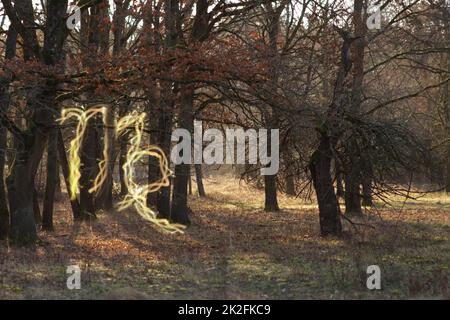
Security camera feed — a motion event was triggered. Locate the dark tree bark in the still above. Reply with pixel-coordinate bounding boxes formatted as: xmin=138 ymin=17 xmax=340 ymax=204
xmin=54 ymin=165 xmax=61 ymax=201
xmin=442 ymin=8 xmax=450 ymax=193
xmin=170 ymin=88 xmax=193 ymax=225
xmin=171 ymin=161 xmax=191 ymax=224
xmin=119 ymin=139 xmax=128 ymax=196
xmin=7 ymin=107 xmax=49 ymax=245
xmin=344 ymin=165 xmax=362 ymax=215
xmin=285 ymin=173 xmax=296 ymax=196
xmin=361 ymin=175 xmax=373 ymax=207
xmin=188 ymin=167 xmax=193 ymax=196
xmin=285 ymin=177 xmax=296 ymax=196
xmin=147 ymin=107 xmax=163 ymax=206
xmin=264 ymin=126 xmax=279 ymax=211
xmin=445 ymin=133 xmax=450 ymax=193
xmin=336 ymin=168 xmax=345 ymax=199
xmin=446 ymin=140 xmax=450 ymax=193
xmin=361 ymin=152 xmax=374 ymax=207
xmin=156 ymin=108 xmax=173 ymax=219
xmin=79 ymin=118 xmax=99 ymax=219
xmin=309 ymin=136 xmax=342 ymax=235
xmin=0 ymin=126 xmax=9 ymax=239
xmin=42 ymin=128 xmax=58 ymax=231
xmin=33 ymin=186 xmax=41 ymax=226
xmin=282 ymin=148 xmax=296 ymax=196
xmin=7 ymin=155 xmax=39 ymax=245
xmin=147 ymin=107 xmax=160 ymax=208
xmin=264 ymin=174 xmax=279 ymax=211
xmin=195 ymin=164 xmax=206 ymax=197
xmin=262 ymin=114 xmax=280 ymax=211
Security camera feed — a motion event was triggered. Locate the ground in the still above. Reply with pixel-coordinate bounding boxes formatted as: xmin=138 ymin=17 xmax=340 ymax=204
xmin=0 ymin=176 xmax=449 ymax=299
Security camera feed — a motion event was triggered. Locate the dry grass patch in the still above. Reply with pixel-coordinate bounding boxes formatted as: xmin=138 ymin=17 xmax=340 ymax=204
xmin=0 ymin=176 xmax=448 ymax=299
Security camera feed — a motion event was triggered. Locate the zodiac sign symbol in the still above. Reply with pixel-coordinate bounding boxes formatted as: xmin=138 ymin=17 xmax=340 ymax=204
xmin=60 ymin=106 xmax=185 ymax=233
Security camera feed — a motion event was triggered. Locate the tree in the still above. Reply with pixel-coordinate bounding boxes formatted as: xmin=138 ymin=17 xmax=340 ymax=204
xmin=0 ymin=24 xmax=18 ymax=240
xmin=309 ymin=28 xmax=356 ymax=236
xmin=195 ymin=164 xmax=206 ymax=197
xmin=2 ymin=0 xmax=69 ymax=245
xmin=42 ymin=126 xmax=58 ymax=231
xmin=78 ymin=0 xmax=110 ymax=218
xmin=343 ymin=0 xmax=367 ymax=216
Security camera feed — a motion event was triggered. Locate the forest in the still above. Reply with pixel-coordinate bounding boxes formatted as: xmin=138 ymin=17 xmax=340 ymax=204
xmin=0 ymin=0 xmax=449 ymax=300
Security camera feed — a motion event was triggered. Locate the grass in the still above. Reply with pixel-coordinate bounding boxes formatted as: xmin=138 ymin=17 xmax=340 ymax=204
xmin=0 ymin=176 xmax=449 ymax=299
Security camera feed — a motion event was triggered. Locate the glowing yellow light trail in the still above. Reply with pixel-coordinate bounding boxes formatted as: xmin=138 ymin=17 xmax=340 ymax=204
xmin=60 ymin=106 xmax=107 ymax=200
xmin=60 ymin=106 xmax=185 ymax=234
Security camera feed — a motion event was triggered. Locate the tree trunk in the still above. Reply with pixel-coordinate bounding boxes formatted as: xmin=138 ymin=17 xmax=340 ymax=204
xmin=54 ymin=165 xmax=61 ymax=201
xmin=285 ymin=173 xmax=296 ymax=196
xmin=170 ymin=87 xmax=192 ymax=225
xmin=42 ymin=128 xmax=58 ymax=231
xmin=146 ymin=88 xmax=160 ymax=208
xmin=119 ymin=137 xmax=128 ymax=196
xmin=362 ymin=175 xmax=373 ymax=207
xmin=446 ymin=139 xmax=450 ymax=193
xmin=262 ymin=4 xmax=282 ymax=212
xmin=343 ymin=0 xmax=366 ymax=216
xmin=0 ymin=125 xmax=8 ymax=239
xmin=309 ymin=135 xmax=342 ymax=236
xmin=309 ymin=24 xmax=354 ymax=236
xmin=119 ymin=103 xmax=129 ymax=196
xmin=7 ymin=162 xmax=37 ymax=245
xmin=446 ymin=147 xmax=450 ymax=193
xmin=336 ymin=171 xmax=344 ymax=199
xmin=79 ymin=118 xmax=99 ymax=220
xmin=33 ymin=185 xmax=42 ymax=226
xmin=283 ymin=150 xmax=295 ymax=196
xmin=147 ymin=114 xmax=161 ymax=206
xmin=156 ymin=107 xmax=173 ymax=219
xmin=142 ymin=0 xmax=162 ymax=209
xmin=171 ymin=161 xmax=191 ymax=224
xmin=264 ymin=174 xmax=279 ymax=211
xmin=264 ymin=116 xmax=279 ymax=211
xmin=7 ymin=127 xmax=48 ymax=245
xmin=153 ymin=79 xmax=174 ymax=219
xmin=334 ymin=158 xmax=344 ymax=198
xmin=195 ymin=164 xmax=206 ymax=197
xmin=361 ymin=154 xmax=374 ymax=206
xmin=0 ymin=24 xmax=18 ymax=240
xmin=188 ymin=168 xmax=193 ymax=196
xmin=77 ymin=0 xmax=110 ymax=218
xmin=442 ymin=8 xmax=450 ymax=193
xmin=112 ymin=0 xmax=129 ymax=200
xmin=155 ymin=0 xmax=179 ymax=219
xmin=344 ymin=166 xmax=362 ymax=215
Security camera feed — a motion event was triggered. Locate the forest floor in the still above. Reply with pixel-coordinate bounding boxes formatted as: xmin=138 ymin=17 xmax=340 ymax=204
xmin=0 ymin=176 xmax=449 ymax=299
